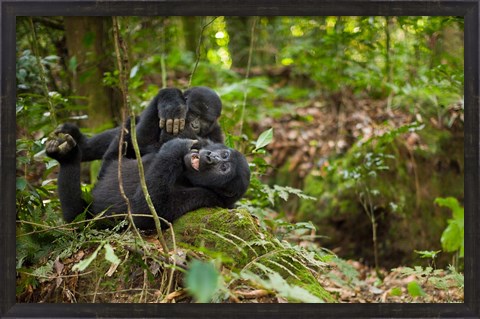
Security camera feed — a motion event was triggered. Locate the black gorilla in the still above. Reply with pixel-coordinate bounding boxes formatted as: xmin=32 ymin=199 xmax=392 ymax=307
xmin=45 ymin=124 xmax=250 ymax=229
xmin=121 ymin=86 xmax=224 ymax=160
xmin=64 ymin=86 xmax=224 ymax=162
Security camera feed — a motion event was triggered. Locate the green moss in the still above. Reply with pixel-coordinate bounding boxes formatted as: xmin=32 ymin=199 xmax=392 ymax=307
xmin=171 ymin=208 xmax=336 ymax=302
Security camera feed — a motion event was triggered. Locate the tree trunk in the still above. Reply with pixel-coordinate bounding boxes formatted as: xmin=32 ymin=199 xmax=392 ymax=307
xmin=64 ymin=17 xmax=121 ymax=130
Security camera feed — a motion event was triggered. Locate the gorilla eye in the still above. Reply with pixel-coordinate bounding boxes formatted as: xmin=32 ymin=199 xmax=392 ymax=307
xmin=221 ymin=151 xmax=230 ymax=159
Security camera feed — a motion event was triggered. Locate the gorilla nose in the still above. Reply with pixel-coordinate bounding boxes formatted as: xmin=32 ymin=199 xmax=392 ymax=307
xmin=205 ymin=151 xmax=221 ymax=164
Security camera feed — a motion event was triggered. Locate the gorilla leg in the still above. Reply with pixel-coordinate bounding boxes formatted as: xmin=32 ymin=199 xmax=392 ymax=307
xmin=81 ymin=126 xmax=121 ymax=161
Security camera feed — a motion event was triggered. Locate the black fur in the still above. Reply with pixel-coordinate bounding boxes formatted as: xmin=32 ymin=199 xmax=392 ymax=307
xmin=46 ymin=131 xmax=250 ymax=229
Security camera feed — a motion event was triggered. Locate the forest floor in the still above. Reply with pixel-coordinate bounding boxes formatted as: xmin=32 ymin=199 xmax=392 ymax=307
xmin=320 ymin=260 xmax=464 ymax=303
xmin=252 ymin=90 xmax=464 ymax=303
xmin=18 ymin=248 xmax=463 ymax=303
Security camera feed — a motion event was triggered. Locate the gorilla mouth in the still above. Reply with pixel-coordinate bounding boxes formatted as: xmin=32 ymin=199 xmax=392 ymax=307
xmin=191 ymin=152 xmax=200 ymax=171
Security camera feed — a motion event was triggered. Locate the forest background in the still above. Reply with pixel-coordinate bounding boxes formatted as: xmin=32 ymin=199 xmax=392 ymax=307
xmin=15 ymin=16 xmax=464 ymax=303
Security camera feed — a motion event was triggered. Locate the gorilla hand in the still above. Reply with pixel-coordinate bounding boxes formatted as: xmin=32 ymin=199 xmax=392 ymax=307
xmin=157 ymin=88 xmax=187 ymax=135
xmin=158 ymin=138 xmax=199 ymax=159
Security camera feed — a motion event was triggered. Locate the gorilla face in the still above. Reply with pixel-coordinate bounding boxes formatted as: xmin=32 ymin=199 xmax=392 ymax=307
xmin=183 ymin=143 xmax=250 ymax=198
xmin=186 ymin=115 xmax=207 ymax=135
xmin=185 ymin=148 xmax=232 ymax=173
xmin=184 ymin=86 xmax=222 ymax=135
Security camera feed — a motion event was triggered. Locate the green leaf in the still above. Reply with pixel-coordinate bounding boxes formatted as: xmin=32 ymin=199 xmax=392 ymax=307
xmin=441 ymin=222 xmax=463 ymax=255
xmin=224 ymin=134 xmax=235 ymax=148
xmin=44 ymin=159 xmax=59 ymax=171
xmin=103 ymin=244 xmax=121 ymax=265
xmin=254 ymin=128 xmax=273 ymax=151
xmin=295 ymin=221 xmax=316 ymax=231
xmin=435 ymin=197 xmax=463 ymax=220
xmin=72 ymin=245 xmax=102 ymax=272
xmin=389 ymin=287 xmax=402 ymax=296
xmin=407 ymin=281 xmax=426 ymax=297
xmin=261 ymin=184 xmax=276 ymax=205
xmin=185 ymin=260 xmax=220 ymax=303
xmin=16 ymin=177 xmax=27 ymax=191
xmin=414 ymin=250 xmax=441 ymax=259
xmin=436 ymin=197 xmax=464 ymax=257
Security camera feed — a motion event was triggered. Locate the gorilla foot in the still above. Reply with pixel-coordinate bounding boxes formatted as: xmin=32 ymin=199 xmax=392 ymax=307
xmin=45 ymin=131 xmax=77 ymax=161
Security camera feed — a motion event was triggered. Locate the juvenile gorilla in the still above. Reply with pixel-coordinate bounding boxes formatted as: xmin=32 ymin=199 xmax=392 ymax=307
xmin=61 ymin=86 xmax=223 ymax=162
xmin=45 ymin=124 xmax=250 ymax=229
xmin=121 ymin=86 xmax=224 ymax=159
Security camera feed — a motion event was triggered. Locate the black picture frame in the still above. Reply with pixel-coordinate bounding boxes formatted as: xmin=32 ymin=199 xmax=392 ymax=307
xmin=1 ymin=1 xmax=478 ymax=318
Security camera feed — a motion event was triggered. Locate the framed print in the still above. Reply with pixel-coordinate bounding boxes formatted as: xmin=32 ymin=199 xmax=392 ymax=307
xmin=1 ymin=0 xmax=479 ymax=318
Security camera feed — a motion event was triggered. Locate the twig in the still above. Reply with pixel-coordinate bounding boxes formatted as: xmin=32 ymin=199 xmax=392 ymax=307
xmin=160 ymin=54 xmax=167 ymax=89
xmin=356 ymin=181 xmax=382 ymax=279
xmin=166 ymin=221 xmax=178 ymax=294
xmin=17 ymin=270 xmax=94 ymax=279
xmin=124 ymin=245 xmax=188 ymax=271
xmin=112 ymin=18 xmax=145 ymax=245
xmin=188 ymin=16 xmax=218 ymax=87
xmin=16 ymin=213 xmax=155 ymax=237
xmin=112 ymin=17 xmax=170 ymax=252
xmin=234 ymin=289 xmax=270 ymax=299
xmin=140 ymin=269 xmax=148 ymax=302
xmin=28 ymin=18 xmax=57 ymax=127
xmin=92 ymin=275 xmax=103 ymax=303
xmin=112 ymin=17 xmax=179 ymax=298
xmin=32 ymin=17 xmax=64 ymax=30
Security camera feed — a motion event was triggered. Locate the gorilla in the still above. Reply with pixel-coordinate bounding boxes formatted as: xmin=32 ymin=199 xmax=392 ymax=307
xmin=66 ymin=86 xmax=224 ymax=162
xmin=45 ymin=124 xmax=250 ymax=229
